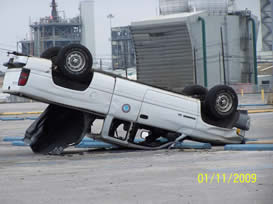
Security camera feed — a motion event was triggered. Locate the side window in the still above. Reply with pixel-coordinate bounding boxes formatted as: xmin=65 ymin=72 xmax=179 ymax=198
xmin=108 ymin=119 xmax=131 ymax=141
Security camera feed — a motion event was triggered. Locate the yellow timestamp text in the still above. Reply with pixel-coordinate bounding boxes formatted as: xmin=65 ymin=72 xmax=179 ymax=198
xmin=198 ymin=173 xmax=257 ymax=184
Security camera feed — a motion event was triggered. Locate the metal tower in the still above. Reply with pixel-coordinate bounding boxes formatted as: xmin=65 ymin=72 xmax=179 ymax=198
xmin=261 ymin=0 xmax=273 ymax=51
xmin=51 ymin=0 xmax=58 ymax=21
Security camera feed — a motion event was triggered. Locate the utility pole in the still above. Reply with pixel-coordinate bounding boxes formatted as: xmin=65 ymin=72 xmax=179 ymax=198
xmin=100 ymin=58 xmax=102 ymax=70
xmin=107 ymin=14 xmax=114 ymax=69
xmin=123 ymin=42 xmax=128 ymax=78
xmin=271 ymin=0 xmax=273 ymax=54
xmin=29 ymin=17 xmax=33 ymax=56
xmin=220 ymin=27 xmax=227 ymax=85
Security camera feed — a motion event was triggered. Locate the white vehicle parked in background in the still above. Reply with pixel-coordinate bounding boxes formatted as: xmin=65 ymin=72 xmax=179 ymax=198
xmin=2 ymin=44 xmax=250 ymax=154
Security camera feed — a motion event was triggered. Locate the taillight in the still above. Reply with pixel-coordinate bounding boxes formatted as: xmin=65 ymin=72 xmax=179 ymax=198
xmin=18 ymin=69 xmax=30 ymax=86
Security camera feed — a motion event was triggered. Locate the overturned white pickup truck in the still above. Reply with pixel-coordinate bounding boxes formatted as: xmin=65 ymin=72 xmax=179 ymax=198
xmin=3 ymin=44 xmax=250 ymax=154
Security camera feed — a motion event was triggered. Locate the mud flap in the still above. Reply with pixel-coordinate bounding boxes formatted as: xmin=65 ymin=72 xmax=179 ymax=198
xmin=24 ymin=104 xmax=94 ymax=154
xmin=234 ymin=110 xmax=250 ymax=131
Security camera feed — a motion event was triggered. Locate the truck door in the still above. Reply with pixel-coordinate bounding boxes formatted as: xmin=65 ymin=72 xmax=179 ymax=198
xmin=137 ymin=90 xmax=198 ymax=132
xmin=108 ymin=78 xmax=147 ymax=121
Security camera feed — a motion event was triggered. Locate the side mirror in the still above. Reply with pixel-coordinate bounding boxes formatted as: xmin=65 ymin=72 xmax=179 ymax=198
xmin=140 ymin=131 xmax=149 ymax=139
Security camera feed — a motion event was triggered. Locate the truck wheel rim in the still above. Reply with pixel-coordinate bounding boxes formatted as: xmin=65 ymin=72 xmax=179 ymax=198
xmin=215 ymin=93 xmax=233 ymax=113
xmin=66 ymin=51 xmax=86 ymax=73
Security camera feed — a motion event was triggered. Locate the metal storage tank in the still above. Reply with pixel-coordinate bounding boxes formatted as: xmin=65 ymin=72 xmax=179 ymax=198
xmin=80 ymin=0 xmax=96 ymax=57
xmin=159 ymin=0 xmax=229 ymax=15
xmin=159 ymin=0 xmax=190 ymax=15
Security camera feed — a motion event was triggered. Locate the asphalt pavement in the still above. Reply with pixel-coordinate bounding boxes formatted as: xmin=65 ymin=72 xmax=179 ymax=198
xmin=0 ymin=102 xmax=47 ymax=113
xmin=0 ymin=102 xmax=273 ymax=204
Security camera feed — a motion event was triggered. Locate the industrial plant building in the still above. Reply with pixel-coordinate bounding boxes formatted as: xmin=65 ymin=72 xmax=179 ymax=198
xmin=20 ymin=0 xmax=95 ymax=58
xmin=129 ymin=0 xmax=263 ymax=91
xmin=11 ymin=0 xmax=95 ymax=103
xmin=111 ymin=26 xmax=135 ymax=69
xmin=18 ymin=0 xmax=273 ymax=92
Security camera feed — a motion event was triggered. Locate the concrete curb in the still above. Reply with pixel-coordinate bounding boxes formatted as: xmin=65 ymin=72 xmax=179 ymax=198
xmin=3 ymin=137 xmax=24 ymax=142
xmin=0 ymin=111 xmax=42 ymax=116
xmin=0 ymin=117 xmax=25 ymax=121
xmin=247 ymin=109 xmax=273 ymax=114
xmin=0 ymin=117 xmax=38 ymax=121
xmin=172 ymin=142 xmax=212 ymax=149
xmin=12 ymin=141 xmax=29 ymax=147
xmin=238 ymin=104 xmax=272 ymax=107
xmin=225 ymin=144 xmax=273 ymax=151
xmin=246 ymin=139 xmax=273 ymax=144
xmin=75 ymin=142 xmax=118 ymax=149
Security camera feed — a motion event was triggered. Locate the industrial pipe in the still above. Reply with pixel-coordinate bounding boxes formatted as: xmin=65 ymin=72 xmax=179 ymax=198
xmin=248 ymin=17 xmax=258 ymax=85
xmin=198 ymin=17 xmax=208 ymax=88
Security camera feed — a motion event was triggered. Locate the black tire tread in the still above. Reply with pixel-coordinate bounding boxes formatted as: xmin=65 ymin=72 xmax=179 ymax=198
xmin=182 ymin=85 xmax=208 ymax=100
xmin=40 ymin=47 xmax=61 ymax=64
xmin=56 ymin=44 xmax=93 ymax=83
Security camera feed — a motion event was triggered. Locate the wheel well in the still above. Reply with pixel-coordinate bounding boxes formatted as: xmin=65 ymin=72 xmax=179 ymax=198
xmin=52 ymin=70 xmax=93 ymax=91
xmin=201 ymin=104 xmax=240 ymax=129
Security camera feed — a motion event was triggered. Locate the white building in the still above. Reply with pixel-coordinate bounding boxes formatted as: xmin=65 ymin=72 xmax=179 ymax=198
xmin=131 ymin=0 xmax=259 ymax=91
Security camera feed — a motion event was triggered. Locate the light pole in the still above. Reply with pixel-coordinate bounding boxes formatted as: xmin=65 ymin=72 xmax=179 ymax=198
xmin=107 ymin=14 xmax=114 ymax=69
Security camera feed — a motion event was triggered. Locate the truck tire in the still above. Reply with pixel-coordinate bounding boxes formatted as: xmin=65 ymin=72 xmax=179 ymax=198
xmin=56 ymin=44 xmax=93 ymax=82
xmin=40 ymin=47 xmax=61 ymax=64
xmin=182 ymin=85 xmax=208 ymax=100
xmin=205 ymin=85 xmax=238 ymax=119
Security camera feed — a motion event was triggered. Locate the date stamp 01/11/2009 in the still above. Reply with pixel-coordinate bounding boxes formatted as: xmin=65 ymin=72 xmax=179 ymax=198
xmin=198 ymin=173 xmax=257 ymax=184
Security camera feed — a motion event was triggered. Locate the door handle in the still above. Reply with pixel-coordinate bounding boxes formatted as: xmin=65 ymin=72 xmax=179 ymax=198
xmin=140 ymin=114 xmax=149 ymax=120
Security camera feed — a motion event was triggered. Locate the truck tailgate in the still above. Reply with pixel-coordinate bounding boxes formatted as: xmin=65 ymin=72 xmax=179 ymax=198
xmin=2 ymin=68 xmax=22 ymax=93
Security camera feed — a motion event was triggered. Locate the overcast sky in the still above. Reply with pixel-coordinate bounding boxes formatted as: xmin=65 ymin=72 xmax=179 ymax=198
xmin=0 ymin=0 xmax=259 ymax=71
